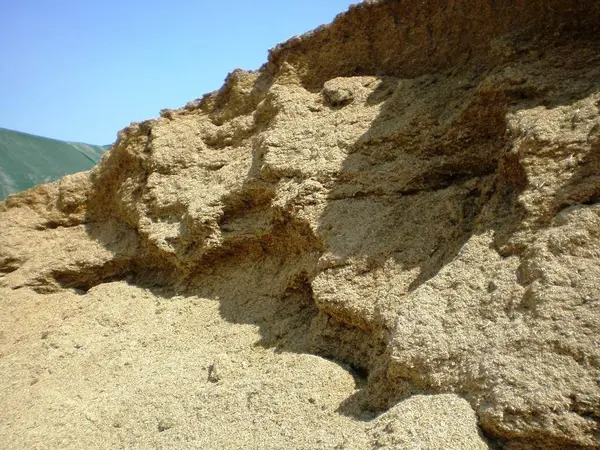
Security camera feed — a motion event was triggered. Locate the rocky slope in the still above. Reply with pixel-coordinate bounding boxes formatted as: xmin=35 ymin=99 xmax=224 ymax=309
xmin=2 ymin=0 xmax=600 ymax=448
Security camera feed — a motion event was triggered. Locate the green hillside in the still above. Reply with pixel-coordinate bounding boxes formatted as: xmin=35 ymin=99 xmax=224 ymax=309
xmin=0 ymin=127 xmax=109 ymax=200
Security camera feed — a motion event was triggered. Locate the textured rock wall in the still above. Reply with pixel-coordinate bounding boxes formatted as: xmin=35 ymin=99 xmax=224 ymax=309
xmin=2 ymin=1 xmax=600 ymax=447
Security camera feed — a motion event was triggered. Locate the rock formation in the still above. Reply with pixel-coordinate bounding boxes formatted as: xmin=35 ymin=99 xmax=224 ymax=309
xmin=1 ymin=1 xmax=600 ymax=448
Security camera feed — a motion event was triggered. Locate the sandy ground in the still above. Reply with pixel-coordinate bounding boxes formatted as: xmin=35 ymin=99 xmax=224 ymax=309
xmin=0 ymin=282 xmax=368 ymax=449
xmin=4 ymin=1 xmax=599 ymax=447
xmin=0 ymin=282 xmax=486 ymax=449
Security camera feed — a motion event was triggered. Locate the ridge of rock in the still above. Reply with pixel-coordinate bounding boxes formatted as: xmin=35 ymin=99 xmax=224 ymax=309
xmin=2 ymin=1 xmax=600 ymax=448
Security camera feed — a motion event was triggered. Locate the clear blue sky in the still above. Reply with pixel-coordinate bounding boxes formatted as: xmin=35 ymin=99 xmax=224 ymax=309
xmin=1 ymin=1 xmax=356 ymax=145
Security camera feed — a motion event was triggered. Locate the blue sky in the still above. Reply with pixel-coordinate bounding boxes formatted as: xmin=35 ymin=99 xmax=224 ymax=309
xmin=1 ymin=1 xmax=356 ymax=145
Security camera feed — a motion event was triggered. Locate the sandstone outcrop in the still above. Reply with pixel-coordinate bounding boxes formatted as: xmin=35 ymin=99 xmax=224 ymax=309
xmin=1 ymin=1 xmax=600 ymax=448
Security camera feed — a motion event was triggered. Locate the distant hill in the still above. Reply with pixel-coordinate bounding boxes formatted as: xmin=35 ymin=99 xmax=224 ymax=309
xmin=0 ymin=127 xmax=109 ymax=200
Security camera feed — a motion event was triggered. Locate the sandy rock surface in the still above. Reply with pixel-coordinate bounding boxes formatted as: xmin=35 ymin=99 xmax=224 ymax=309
xmin=2 ymin=0 xmax=600 ymax=448
xmin=0 ymin=283 xmax=485 ymax=449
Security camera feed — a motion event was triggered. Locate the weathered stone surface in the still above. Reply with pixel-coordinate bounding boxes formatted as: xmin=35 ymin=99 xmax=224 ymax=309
xmin=367 ymin=394 xmax=488 ymax=450
xmin=1 ymin=1 xmax=600 ymax=448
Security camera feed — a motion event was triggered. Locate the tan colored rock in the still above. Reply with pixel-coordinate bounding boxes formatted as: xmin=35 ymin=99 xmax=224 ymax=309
xmin=1 ymin=0 xmax=600 ymax=448
xmin=368 ymin=394 xmax=488 ymax=450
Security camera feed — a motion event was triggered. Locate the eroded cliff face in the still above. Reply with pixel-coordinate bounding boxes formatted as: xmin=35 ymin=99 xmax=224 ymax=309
xmin=1 ymin=1 xmax=600 ymax=448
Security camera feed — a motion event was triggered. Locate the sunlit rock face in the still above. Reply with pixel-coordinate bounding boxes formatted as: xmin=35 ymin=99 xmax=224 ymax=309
xmin=2 ymin=1 xmax=600 ymax=448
